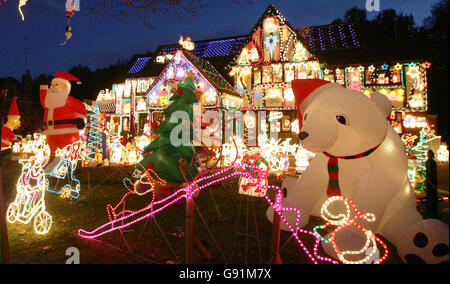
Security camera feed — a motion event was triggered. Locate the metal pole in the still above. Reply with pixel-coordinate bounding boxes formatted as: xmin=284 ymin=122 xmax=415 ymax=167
xmin=185 ymin=187 xmax=194 ymax=264
xmin=0 ymin=90 xmax=11 ymax=264
xmin=270 ymin=195 xmax=282 ymax=264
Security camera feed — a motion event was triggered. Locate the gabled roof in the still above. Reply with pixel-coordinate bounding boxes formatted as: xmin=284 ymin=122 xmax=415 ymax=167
xmin=127 ymin=21 xmax=363 ymax=75
xmin=186 ymin=52 xmax=236 ymax=94
xmin=147 ymin=50 xmax=239 ymax=98
xmin=126 ymin=36 xmax=247 ymax=79
xmin=227 ymin=4 xmax=317 ymax=68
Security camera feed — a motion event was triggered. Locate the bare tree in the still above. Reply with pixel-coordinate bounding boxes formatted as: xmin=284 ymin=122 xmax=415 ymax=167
xmin=87 ymin=0 xmax=252 ymax=30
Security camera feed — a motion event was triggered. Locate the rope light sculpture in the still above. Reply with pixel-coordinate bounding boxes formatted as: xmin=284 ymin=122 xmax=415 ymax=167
xmin=87 ymin=104 xmax=103 ymax=161
xmin=78 ymin=163 xmax=339 ymax=264
xmin=7 ymin=152 xmax=52 ymax=235
xmin=46 ymin=140 xmax=83 ymax=199
xmin=106 ymin=165 xmax=167 ymax=222
xmin=314 ymin=196 xmax=389 ymax=264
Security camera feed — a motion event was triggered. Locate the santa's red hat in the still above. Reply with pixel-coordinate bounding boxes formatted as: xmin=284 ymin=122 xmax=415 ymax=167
xmin=291 ymin=79 xmax=335 ymax=130
xmin=52 ymin=71 xmax=80 ymax=91
xmin=7 ymin=97 xmax=20 ymax=119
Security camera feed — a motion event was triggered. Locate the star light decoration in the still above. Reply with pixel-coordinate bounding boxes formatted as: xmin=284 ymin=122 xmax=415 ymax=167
xmin=421 ymin=61 xmax=432 ymax=69
xmin=264 ymin=34 xmax=279 ymax=58
xmin=394 ymin=63 xmax=403 ymax=71
xmin=368 ymin=65 xmax=376 ymax=72
xmin=406 ymin=66 xmax=421 ymax=81
xmin=381 ymin=64 xmax=389 ymax=70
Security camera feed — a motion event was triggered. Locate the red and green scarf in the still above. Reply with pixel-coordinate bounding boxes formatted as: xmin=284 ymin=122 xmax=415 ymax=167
xmin=323 ymin=144 xmax=380 ymax=197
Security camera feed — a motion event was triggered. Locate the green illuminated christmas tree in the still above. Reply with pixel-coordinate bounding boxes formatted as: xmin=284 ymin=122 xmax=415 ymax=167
xmin=414 ymin=128 xmax=429 ymax=192
xmin=87 ymin=104 xmax=103 ymax=161
xmin=136 ymin=75 xmax=202 ymax=183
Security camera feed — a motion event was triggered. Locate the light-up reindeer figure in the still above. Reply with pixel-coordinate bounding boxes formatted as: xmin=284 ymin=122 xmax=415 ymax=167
xmin=7 ymin=151 xmax=53 ymax=235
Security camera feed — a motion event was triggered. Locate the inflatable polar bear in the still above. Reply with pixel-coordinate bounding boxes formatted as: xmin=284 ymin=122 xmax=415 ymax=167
xmin=266 ymin=79 xmax=449 ymax=264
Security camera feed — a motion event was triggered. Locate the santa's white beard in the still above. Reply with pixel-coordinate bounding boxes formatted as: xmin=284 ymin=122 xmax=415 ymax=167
xmin=45 ymin=87 xmax=69 ymax=109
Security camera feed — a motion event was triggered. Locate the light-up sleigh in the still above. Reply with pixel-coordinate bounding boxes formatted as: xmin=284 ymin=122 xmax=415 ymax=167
xmin=45 ymin=141 xmax=82 ymax=199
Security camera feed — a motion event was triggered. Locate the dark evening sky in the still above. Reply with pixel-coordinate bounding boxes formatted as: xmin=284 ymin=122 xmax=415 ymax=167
xmin=0 ymin=0 xmax=440 ymax=80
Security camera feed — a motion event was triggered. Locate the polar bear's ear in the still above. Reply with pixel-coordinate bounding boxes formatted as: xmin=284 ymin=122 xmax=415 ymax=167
xmin=370 ymin=91 xmax=392 ymax=119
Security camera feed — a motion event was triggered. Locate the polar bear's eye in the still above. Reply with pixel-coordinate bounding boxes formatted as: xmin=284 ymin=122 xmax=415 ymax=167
xmin=336 ymin=115 xmax=349 ymax=125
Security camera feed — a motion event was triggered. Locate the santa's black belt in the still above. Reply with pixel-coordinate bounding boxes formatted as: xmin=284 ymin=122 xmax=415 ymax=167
xmin=44 ymin=118 xmax=85 ymax=129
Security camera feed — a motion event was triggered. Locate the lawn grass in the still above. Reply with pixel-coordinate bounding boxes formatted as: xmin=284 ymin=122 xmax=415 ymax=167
xmin=1 ymin=154 xmax=448 ymax=264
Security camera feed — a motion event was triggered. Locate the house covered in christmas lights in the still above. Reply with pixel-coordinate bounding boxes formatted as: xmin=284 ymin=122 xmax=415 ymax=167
xmin=97 ymin=4 xmax=435 ymax=148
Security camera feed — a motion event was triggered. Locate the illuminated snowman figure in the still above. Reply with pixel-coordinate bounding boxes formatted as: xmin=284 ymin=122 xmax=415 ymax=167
xmin=110 ymin=141 xmax=123 ymax=165
xmin=7 ymin=152 xmax=53 ymax=235
xmin=437 ymin=144 xmax=449 ymax=163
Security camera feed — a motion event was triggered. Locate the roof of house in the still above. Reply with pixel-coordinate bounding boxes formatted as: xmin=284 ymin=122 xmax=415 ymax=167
xmin=184 ymin=51 xmax=237 ymax=94
xmin=127 ymin=26 xmax=362 ymax=75
xmin=155 ymin=36 xmax=248 ymax=60
xmin=125 ymin=4 xmax=426 ymax=83
xmin=146 ymin=50 xmax=239 ymax=98
xmin=296 ymin=23 xmax=362 ymax=52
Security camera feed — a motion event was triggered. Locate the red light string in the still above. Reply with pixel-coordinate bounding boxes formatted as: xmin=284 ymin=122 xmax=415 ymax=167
xmin=78 ymin=163 xmax=338 ymax=264
xmin=106 ymin=164 xmax=167 ymax=222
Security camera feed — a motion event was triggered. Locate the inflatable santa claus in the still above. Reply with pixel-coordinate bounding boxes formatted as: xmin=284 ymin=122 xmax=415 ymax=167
xmin=1 ymin=97 xmax=21 ymax=152
xmin=40 ymin=71 xmax=86 ymax=157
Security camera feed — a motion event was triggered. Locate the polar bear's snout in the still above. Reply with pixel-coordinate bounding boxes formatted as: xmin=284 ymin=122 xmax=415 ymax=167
xmin=299 ymin=111 xmax=339 ymax=153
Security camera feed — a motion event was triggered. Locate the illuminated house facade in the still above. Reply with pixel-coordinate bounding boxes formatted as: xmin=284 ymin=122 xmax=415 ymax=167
xmin=97 ymin=77 xmax=156 ymax=135
xmin=102 ymin=4 xmax=433 ymax=145
xmin=144 ymin=50 xmax=242 ymax=141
